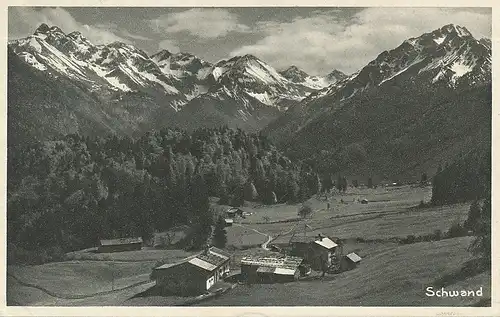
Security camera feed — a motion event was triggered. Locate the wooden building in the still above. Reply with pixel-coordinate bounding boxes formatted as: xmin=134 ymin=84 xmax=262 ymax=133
xmin=151 ymin=247 xmax=231 ymax=296
xmin=340 ymin=252 xmax=362 ymax=271
xmin=290 ymin=233 xmax=340 ymax=271
xmin=240 ymin=255 xmax=304 ymax=283
xmin=97 ymin=237 xmax=143 ymax=253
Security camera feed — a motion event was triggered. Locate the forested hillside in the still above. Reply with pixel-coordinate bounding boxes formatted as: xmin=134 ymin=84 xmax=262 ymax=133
xmin=7 ymin=127 xmax=322 ymax=262
xmin=431 ymin=144 xmax=491 ymax=205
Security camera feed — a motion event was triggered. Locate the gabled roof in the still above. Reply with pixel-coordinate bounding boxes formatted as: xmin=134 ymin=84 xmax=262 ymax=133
xmin=99 ymin=237 xmax=143 ymax=246
xmin=188 ymin=257 xmax=218 ymax=271
xmin=313 ymin=237 xmax=338 ymax=249
xmin=346 ymin=252 xmax=362 ymax=263
xmin=154 ymin=246 xmax=231 ymax=272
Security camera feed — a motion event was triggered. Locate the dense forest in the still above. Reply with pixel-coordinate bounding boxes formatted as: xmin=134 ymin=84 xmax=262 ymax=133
xmin=7 ymin=127 xmax=323 ymax=261
xmin=431 ymin=145 xmax=491 ymax=205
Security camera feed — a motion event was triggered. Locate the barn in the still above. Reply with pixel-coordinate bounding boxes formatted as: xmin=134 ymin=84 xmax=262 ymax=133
xmin=97 ymin=237 xmax=143 ymax=253
xmin=240 ymin=255 xmax=304 ymax=283
xmin=151 ymin=246 xmax=231 ymax=296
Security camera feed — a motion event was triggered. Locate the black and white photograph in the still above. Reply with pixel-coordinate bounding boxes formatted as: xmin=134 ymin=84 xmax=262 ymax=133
xmin=4 ymin=4 xmax=494 ymax=311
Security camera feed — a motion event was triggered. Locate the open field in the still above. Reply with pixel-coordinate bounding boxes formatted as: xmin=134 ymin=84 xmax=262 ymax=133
xmin=7 ymin=249 xmax=194 ymax=306
xmin=7 ymin=185 xmax=486 ymax=306
xmin=225 ymin=223 xmax=268 ymax=248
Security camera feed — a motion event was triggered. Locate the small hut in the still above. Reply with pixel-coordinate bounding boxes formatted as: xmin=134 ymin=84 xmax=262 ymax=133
xmin=340 ymin=252 xmax=362 ymax=271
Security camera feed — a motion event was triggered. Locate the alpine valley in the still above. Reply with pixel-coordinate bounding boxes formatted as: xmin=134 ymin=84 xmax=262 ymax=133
xmin=8 ymin=23 xmax=491 ymax=179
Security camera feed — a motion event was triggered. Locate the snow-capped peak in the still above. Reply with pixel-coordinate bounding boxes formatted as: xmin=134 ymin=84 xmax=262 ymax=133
xmin=34 ymin=23 xmax=64 ymax=36
xmin=150 ymin=49 xmax=173 ymax=62
xmin=280 ymin=65 xmax=310 ymax=82
xmin=305 ymin=23 xmax=491 ymax=105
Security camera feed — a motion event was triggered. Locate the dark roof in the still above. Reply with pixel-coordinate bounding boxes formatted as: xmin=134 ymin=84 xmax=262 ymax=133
xmin=197 ymin=252 xmax=227 ymax=267
xmin=99 ymin=237 xmax=143 ymax=246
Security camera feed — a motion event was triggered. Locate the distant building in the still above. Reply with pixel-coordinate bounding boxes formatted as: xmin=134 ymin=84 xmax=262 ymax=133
xmin=151 ymin=246 xmax=231 ymax=295
xmin=240 ymin=255 xmax=304 ymax=283
xmin=97 ymin=237 xmax=143 ymax=253
xmin=226 ymin=207 xmax=244 ymax=218
xmin=224 ymin=218 xmax=234 ymax=227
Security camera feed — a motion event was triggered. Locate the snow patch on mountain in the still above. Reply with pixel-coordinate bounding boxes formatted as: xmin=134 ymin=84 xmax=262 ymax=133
xmin=19 ymin=52 xmax=47 ymax=71
xmin=434 ymin=35 xmax=447 ymax=45
xmin=246 ymin=91 xmax=273 ymax=105
xmin=450 ymin=61 xmax=474 ymax=83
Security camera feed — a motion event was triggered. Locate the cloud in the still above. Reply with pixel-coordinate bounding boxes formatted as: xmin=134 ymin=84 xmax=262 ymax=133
xmin=231 ymin=8 xmax=491 ymax=75
xmin=150 ymin=8 xmax=250 ymax=39
xmin=158 ymin=39 xmax=180 ymax=54
xmin=120 ymin=30 xmax=153 ymax=41
xmin=8 ymin=7 xmax=134 ymax=44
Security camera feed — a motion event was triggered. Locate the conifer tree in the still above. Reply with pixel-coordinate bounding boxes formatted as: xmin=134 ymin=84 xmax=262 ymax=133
xmin=213 ymin=216 xmax=227 ymax=248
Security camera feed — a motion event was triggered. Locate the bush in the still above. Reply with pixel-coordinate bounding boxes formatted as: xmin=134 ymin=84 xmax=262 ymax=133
xmin=446 ymin=222 xmax=467 ymax=238
xmin=298 ymin=204 xmax=313 ymax=219
xmin=432 ymin=229 xmax=442 ymax=241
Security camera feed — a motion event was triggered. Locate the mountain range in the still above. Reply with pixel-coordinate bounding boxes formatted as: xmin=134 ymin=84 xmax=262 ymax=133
xmin=8 ymin=23 xmax=345 ymax=142
xmin=8 ymin=23 xmax=491 ymax=179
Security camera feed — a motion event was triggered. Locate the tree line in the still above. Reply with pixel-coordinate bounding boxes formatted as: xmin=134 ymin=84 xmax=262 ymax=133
xmin=431 ymin=147 xmax=490 ymax=205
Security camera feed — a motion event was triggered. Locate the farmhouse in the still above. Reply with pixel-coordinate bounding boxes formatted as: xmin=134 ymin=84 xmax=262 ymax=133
xmin=97 ymin=237 xmax=143 ymax=253
xmin=290 ymin=233 xmax=340 ymax=271
xmin=151 ymin=246 xmax=231 ymax=295
xmin=240 ymin=255 xmax=304 ymax=283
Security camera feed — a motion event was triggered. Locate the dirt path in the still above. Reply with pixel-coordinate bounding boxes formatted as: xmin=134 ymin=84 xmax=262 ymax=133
xmin=233 ymin=223 xmax=273 ymax=250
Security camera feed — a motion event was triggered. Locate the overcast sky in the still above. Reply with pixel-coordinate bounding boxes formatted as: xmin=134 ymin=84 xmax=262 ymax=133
xmin=8 ymin=7 xmax=492 ymax=75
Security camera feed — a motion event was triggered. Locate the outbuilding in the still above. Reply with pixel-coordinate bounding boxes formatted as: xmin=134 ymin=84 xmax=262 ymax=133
xmin=151 ymin=246 xmax=231 ymax=296
xmin=97 ymin=237 xmax=143 ymax=253
xmin=340 ymin=252 xmax=362 ymax=271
